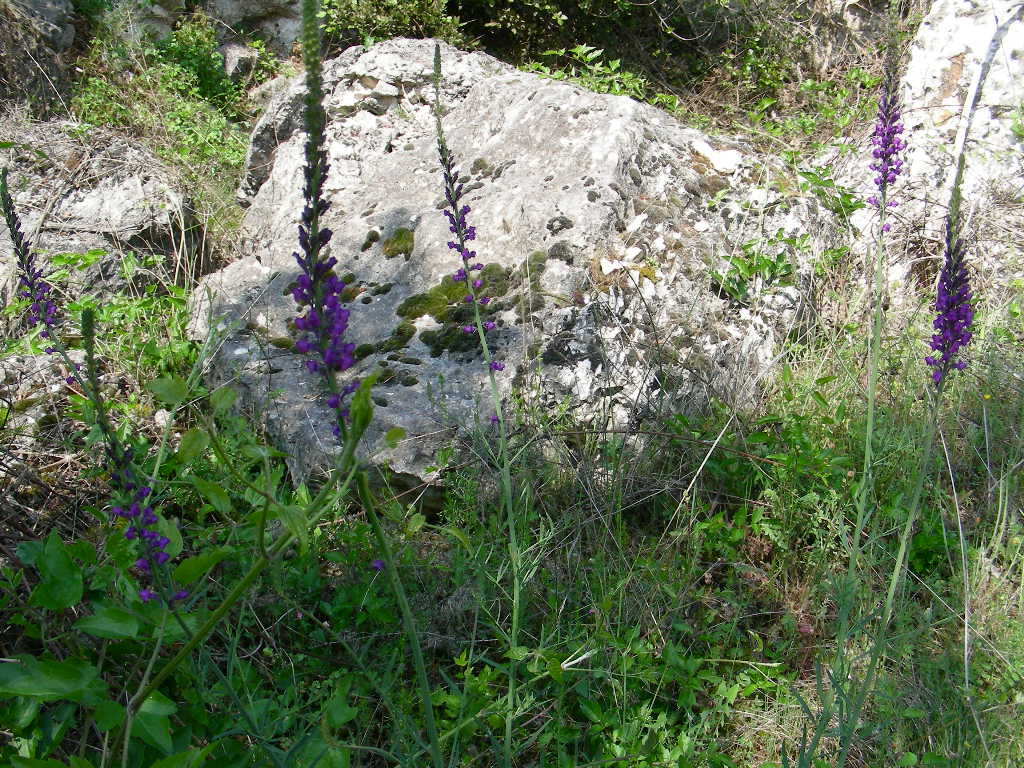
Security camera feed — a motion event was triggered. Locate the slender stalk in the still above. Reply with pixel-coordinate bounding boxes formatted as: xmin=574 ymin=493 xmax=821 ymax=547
xmin=355 ymin=470 xmax=444 ymax=768
xmin=835 ymin=415 xmax=937 ymax=767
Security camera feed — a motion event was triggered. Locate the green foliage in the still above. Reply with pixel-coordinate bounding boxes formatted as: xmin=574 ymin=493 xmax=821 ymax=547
xmin=318 ymin=0 xmax=464 ymax=48
xmin=150 ymin=15 xmax=243 ymax=115
xmin=71 ymin=11 xmax=249 ymax=238
xmin=711 ymin=228 xmax=801 ymax=305
xmin=524 ymin=43 xmax=649 ymax=99
xmin=1011 ymin=104 xmax=1024 ymax=141
xmin=455 ymin=0 xmax=636 ymax=59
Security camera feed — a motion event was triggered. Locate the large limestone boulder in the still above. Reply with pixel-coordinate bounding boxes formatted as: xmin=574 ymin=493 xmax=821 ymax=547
xmin=0 ymin=116 xmax=208 ymax=322
xmin=189 ymin=38 xmax=837 ymax=485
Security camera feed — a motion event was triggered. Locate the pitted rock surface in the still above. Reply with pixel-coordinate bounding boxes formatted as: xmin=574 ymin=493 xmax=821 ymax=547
xmin=190 ymin=38 xmax=835 ymax=485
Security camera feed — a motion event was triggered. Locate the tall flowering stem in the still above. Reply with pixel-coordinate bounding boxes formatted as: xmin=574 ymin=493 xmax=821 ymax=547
xmin=433 ymin=48 xmax=504 ymax=372
xmin=433 ymin=44 xmax=518 ymax=766
xmin=290 ymin=0 xmax=356 ymax=435
xmin=851 ymin=63 xmax=910 ymax=570
xmin=865 ymin=68 xmax=907 ymax=230
xmin=285 ymin=10 xmax=443 ymax=768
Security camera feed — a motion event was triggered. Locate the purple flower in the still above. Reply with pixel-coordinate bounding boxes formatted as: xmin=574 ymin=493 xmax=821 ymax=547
xmin=1 ymin=168 xmax=61 ymax=341
xmin=925 ymin=220 xmax=973 ymax=388
xmin=290 ymin=22 xmax=359 ymax=426
xmin=868 ymin=72 xmax=906 ymax=205
xmin=489 ymin=361 xmax=505 ymax=371
xmin=434 ymin=70 xmax=505 ymax=374
xmin=139 ymin=589 xmax=157 ymax=603
xmin=106 ymin=446 xmax=182 ymax=603
xmin=371 ymin=558 xmax=385 ymax=572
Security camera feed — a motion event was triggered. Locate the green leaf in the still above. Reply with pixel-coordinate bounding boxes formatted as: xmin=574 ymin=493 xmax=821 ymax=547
xmin=31 ymin=531 xmax=83 ymax=611
xmin=325 ymin=685 xmax=358 ymax=729
xmin=147 ymin=376 xmax=189 ymax=405
xmin=191 ymin=478 xmax=232 ymax=514
xmin=506 ymin=645 xmax=529 ymax=661
xmin=92 ymin=699 xmax=126 ymax=731
xmin=66 ymin=539 xmax=97 ymax=565
xmin=68 ymin=758 xmax=98 ymax=768
xmin=16 ymin=539 xmax=44 ymax=566
xmin=384 ymin=427 xmax=405 ymax=448
xmin=897 ymin=754 xmax=918 ymax=767
xmin=133 ymin=692 xmax=177 ymax=754
xmin=175 ymin=428 xmax=209 ymax=463
xmin=74 ymin=605 xmax=140 ymax=639
xmin=210 ymin=386 xmax=237 ymax=413
xmin=279 ymin=505 xmax=309 ymax=553
xmin=0 ymin=656 xmax=105 ymax=702
xmin=173 ymin=546 xmax=234 ymax=584
xmin=157 ymin=516 xmax=183 ymax=559
xmin=150 ymin=747 xmax=215 ymax=768
xmin=406 ymin=512 xmax=426 ymax=534
xmin=11 ymin=758 xmax=68 ymax=768
xmin=578 ymin=697 xmax=604 ymax=725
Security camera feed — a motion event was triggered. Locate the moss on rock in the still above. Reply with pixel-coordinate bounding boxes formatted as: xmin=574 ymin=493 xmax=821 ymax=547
xmin=377 ymin=322 xmax=416 ymax=353
xmin=382 ymin=227 xmax=415 ymax=260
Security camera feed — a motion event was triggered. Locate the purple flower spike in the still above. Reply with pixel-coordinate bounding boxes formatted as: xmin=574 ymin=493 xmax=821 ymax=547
xmin=139 ymin=588 xmax=157 ymax=603
xmin=490 ymin=361 xmax=505 ymax=371
xmin=926 ymin=220 xmax=973 ymax=389
xmin=371 ymin=558 xmax=386 ymax=572
xmin=868 ymin=72 xmax=907 ymax=207
xmin=1 ymin=168 xmax=62 ymax=336
xmin=434 ymin=75 xmax=507 ymax=375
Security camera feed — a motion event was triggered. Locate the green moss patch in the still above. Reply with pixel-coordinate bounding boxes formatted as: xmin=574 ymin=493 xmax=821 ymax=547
xmin=396 ymin=263 xmax=509 ymax=324
xmin=420 ymin=326 xmax=480 ymax=358
xmin=377 ymin=322 xmax=416 ymax=354
xmin=361 ymin=230 xmax=380 ymax=252
xmin=354 ymin=343 xmax=376 ymax=361
xmin=382 ymin=227 xmax=415 ymax=260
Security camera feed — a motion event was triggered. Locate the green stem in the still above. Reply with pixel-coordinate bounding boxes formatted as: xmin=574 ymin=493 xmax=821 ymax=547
xmin=355 ymin=470 xmax=444 ymax=768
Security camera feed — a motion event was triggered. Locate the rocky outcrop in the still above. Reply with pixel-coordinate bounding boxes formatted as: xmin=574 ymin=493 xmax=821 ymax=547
xmin=0 ymin=117 xmax=208 ymax=326
xmin=190 ymin=38 xmax=834 ymax=485
xmin=0 ymin=0 xmax=75 ymax=116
